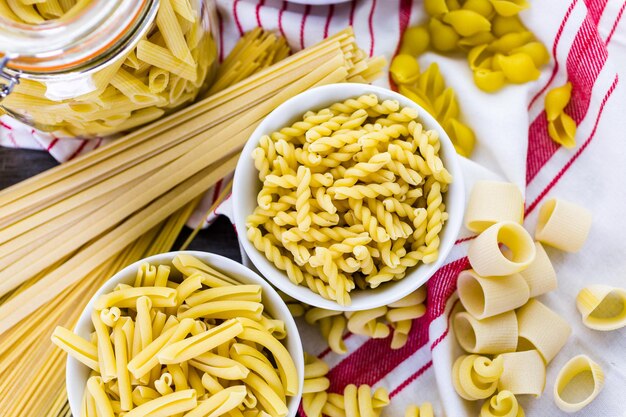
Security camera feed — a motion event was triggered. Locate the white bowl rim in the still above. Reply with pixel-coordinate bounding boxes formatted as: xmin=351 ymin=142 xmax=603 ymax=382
xmin=66 ymin=250 xmax=304 ymax=417
xmin=232 ymin=83 xmax=465 ymax=312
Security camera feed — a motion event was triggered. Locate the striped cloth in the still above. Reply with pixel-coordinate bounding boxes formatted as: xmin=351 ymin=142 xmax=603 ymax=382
xmin=2 ymin=0 xmax=626 ymax=415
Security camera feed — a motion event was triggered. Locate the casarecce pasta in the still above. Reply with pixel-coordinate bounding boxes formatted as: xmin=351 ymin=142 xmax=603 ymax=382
xmin=52 ymin=255 xmax=299 ymax=417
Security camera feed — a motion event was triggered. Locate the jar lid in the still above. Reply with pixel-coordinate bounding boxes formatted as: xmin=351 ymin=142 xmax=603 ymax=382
xmin=0 ymin=0 xmax=158 ymax=76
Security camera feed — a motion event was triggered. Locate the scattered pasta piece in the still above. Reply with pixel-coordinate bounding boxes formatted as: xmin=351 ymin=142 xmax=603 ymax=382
xmin=480 ymin=390 xmax=524 ymax=417
xmin=548 ymin=112 xmax=577 ymax=149
xmin=576 ymin=285 xmax=626 ymax=331
xmin=516 ymin=299 xmax=571 ymax=363
xmin=545 ymin=82 xmax=572 ymax=121
xmin=496 ymin=350 xmax=546 ymax=396
xmin=52 ymin=255 xmax=299 ymax=417
xmin=468 ymin=221 xmax=536 ymax=276
xmin=247 ymin=95 xmax=452 ymax=305
xmin=400 ymin=26 xmax=431 ymax=57
xmin=453 ymin=311 xmax=518 ymax=354
xmin=464 ymin=181 xmax=524 ymax=232
xmin=390 ymin=55 xmax=422 ymax=85
xmin=404 ymin=402 xmax=435 ymax=417
xmin=301 ymin=286 xmax=427 ymax=353
xmin=518 ymin=242 xmax=557 ymax=297
xmin=394 ymin=60 xmax=476 ymax=157
xmin=545 ymin=82 xmax=577 ymax=148
xmin=457 ymin=269 xmax=529 ymax=319
xmin=322 ymin=384 xmax=389 ymax=417
xmin=452 ymin=354 xmax=504 ymax=400
xmin=553 ymin=355 xmax=604 ymax=413
xmin=302 ymin=353 xmax=330 ymax=417
xmin=535 ymin=198 xmax=592 ymax=252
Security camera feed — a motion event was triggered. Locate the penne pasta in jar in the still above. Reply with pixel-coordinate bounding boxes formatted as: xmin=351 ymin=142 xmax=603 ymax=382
xmin=0 ymin=0 xmax=218 ymax=137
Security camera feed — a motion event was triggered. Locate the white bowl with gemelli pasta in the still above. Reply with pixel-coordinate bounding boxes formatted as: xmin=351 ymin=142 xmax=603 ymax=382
xmin=233 ymin=83 xmax=465 ymax=311
xmin=56 ymin=251 xmax=304 ymax=417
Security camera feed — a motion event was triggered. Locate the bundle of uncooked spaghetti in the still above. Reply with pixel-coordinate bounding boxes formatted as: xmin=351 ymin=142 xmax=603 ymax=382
xmin=0 ymin=27 xmax=385 ymax=416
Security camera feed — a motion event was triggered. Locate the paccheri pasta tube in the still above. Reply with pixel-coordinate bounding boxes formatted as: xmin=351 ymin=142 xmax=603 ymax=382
xmin=467 ymin=221 xmax=536 ymax=277
xmin=516 ymin=299 xmax=571 ymax=363
xmin=496 ymin=350 xmax=546 ymax=397
xmin=457 ymin=269 xmax=529 ymax=319
xmin=453 ymin=311 xmax=518 ymax=354
xmin=51 ymin=254 xmax=300 ymax=417
xmin=464 ymin=181 xmax=524 ymax=233
xmin=535 ymin=198 xmax=592 ymax=252
xmin=247 ymin=95 xmax=452 ymax=306
xmin=518 ymin=241 xmax=557 ymax=297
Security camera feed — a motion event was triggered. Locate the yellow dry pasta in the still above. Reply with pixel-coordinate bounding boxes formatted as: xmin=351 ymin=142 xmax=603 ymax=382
xmin=0 ymin=0 xmax=221 ymax=137
xmin=467 ymin=221 xmax=536 ymax=276
xmin=545 ymin=82 xmax=577 ymax=148
xmin=51 ymin=255 xmax=300 ymax=417
xmin=496 ymin=350 xmax=546 ymax=396
xmin=404 ymin=403 xmax=434 ymax=417
xmin=453 ymin=311 xmax=518 ymax=354
xmin=457 ymin=269 xmax=529 ymax=319
xmin=464 ymin=181 xmax=524 ymax=232
xmin=452 ymin=354 xmax=504 ymax=400
xmin=534 ymin=198 xmax=592 ymax=252
xmin=480 ymin=390 xmax=524 ymax=417
xmin=51 ymin=326 xmax=99 ymax=372
xmin=553 ymin=354 xmax=604 ymax=413
xmin=518 ymin=242 xmax=557 ymax=297
xmin=576 ymin=285 xmax=626 ymax=331
xmin=247 ymin=95 xmax=451 ymax=305
xmin=516 ymin=298 xmax=571 ymax=363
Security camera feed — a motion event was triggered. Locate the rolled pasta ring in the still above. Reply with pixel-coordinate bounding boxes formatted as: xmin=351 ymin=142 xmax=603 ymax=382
xmin=554 ymin=355 xmax=604 ymax=413
xmin=576 ymin=285 xmax=626 ymax=331
xmin=468 ymin=221 xmax=536 ymax=276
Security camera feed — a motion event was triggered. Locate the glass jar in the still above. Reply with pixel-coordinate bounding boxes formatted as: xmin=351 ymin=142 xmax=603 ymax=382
xmin=0 ymin=0 xmax=218 ymax=137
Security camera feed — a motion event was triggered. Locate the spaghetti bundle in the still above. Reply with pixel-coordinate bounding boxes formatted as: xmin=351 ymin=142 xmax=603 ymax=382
xmin=0 ymin=27 xmax=385 ymax=416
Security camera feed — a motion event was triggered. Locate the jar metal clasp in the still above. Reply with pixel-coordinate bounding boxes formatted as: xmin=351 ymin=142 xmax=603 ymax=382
xmin=0 ymin=56 xmax=20 ymax=101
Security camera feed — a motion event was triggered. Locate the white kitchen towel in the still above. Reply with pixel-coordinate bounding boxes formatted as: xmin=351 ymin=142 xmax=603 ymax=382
xmin=2 ymin=0 xmax=626 ymax=416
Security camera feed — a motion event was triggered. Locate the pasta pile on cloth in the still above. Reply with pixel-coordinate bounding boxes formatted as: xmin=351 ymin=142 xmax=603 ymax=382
xmin=247 ymin=94 xmax=452 ymax=306
xmin=52 ymin=254 xmax=299 ymax=417
xmin=2 ymin=0 xmax=626 ymax=415
xmin=452 ymin=180 xmax=606 ymax=414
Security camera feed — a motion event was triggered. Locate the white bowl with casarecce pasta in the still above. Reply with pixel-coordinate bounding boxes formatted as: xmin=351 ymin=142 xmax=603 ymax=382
xmin=59 ymin=251 xmax=304 ymax=417
xmin=233 ymin=83 xmax=465 ymax=311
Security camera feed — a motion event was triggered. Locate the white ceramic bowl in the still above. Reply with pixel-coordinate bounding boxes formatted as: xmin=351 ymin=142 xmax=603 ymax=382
xmin=233 ymin=83 xmax=465 ymax=312
xmin=67 ymin=251 xmax=304 ymax=417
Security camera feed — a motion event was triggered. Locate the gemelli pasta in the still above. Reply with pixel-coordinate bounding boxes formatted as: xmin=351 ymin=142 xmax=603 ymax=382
xmin=247 ymin=95 xmax=452 ymax=306
xmin=51 ymin=254 xmax=299 ymax=417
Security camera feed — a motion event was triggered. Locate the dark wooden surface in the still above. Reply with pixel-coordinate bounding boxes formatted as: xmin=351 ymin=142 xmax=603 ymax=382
xmin=0 ymin=147 xmax=242 ymax=262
